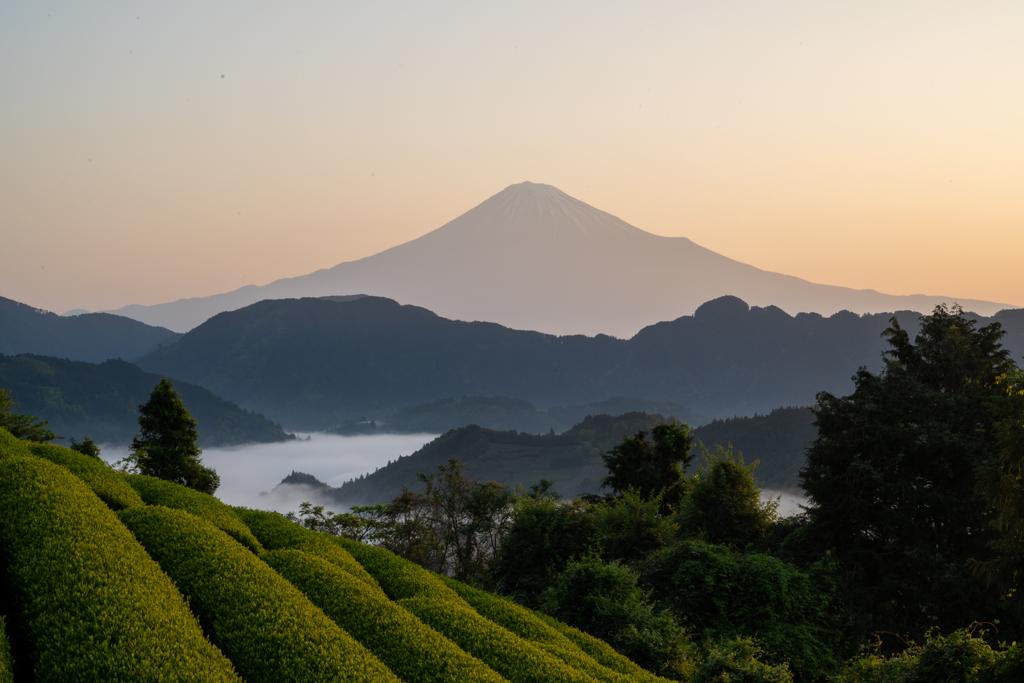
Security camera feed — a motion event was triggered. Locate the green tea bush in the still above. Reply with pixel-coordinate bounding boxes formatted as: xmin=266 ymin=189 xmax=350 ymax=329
xmin=0 ymin=615 xmax=13 ymax=683
xmin=440 ymin=576 xmax=638 ymax=683
xmin=0 ymin=427 xmax=30 ymax=459
xmin=534 ymin=612 xmax=668 ymax=683
xmin=26 ymin=442 xmax=144 ymax=511
xmin=119 ymin=505 xmax=399 ymax=683
xmin=234 ymin=507 xmax=381 ymax=590
xmin=125 ymin=474 xmax=262 ymax=553
xmin=264 ymin=549 xmax=507 ymax=683
xmin=0 ymin=455 xmax=241 ymax=682
xmin=334 ymin=536 xmax=600 ymax=683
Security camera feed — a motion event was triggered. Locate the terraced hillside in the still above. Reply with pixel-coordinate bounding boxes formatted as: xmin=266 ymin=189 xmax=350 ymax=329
xmin=0 ymin=427 xmax=780 ymax=682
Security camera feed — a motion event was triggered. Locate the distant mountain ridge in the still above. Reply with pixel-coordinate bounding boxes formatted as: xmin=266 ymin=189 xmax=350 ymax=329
xmin=103 ymin=182 xmax=1016 ymax=336
xmin=0 ymin=353 xmax=293 ymax=447
xmin=134 ymin=294 xmax=1024 ymax=431
xmin=0 ymin=295 xmax=181 ymax=363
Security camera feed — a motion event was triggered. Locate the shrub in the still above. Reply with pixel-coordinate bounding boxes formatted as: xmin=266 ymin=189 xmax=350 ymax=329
xmin=0 ymin=455 xmax=240 ymax=681
xmin=264 ymin=549 xmax=507 ymax=683
xmin=440 ymin=576 xmax=640 ymax=683
xmin=534 ymin=612 xmax=668 ymax=683
xmin=693 ymin=638 xmax=793 ymax=683
xmin=542 ymin=555 xmax=693 ymax=680
xmin=334 ymin=536 xmax=600 ymax=683
xmin=832 ymin=628 xmax=1023 ymax=683
xmin=124 ymin=474 xmax=262 ymax=553
xmin=25 ymin=442 xmax=144 ymax=511
xmin=233 ymin=507 xmax=381 ymax=590
xmin=0 ymin=615 xmax=12 ymax=683
xmin=118 ymin=505 xmax=398 ymax=683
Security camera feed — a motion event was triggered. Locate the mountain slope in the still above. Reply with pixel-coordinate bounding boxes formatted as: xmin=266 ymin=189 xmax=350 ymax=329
xmin=0 ymin=295 xmax=181 ymax=362
xmin=0 ymin=354 xmax=293 ymax=446
xmin=135 ymin=294 xmax=1024 ymax=431
xmin=105 ymin=182 xmax=1015 ymax=336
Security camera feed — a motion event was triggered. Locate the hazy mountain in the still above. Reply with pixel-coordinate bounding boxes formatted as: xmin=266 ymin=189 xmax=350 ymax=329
xmin=276 ymin=407 xmax=816 ymax=508
xmin=134 ymin=294 xmax=1024 ymax=431
xmin=104 ymin=182 xmax=1015 ymax=336
xmin=0 ymin=353 xmax=293 ymax=447
xmin=0 ymin=295 xmax=182 ymax=363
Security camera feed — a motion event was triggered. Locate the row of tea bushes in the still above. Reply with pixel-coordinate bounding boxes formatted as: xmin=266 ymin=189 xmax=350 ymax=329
xmin=439 ymin=577 xmax=651 ymax=683
xmin=25 ymin=442 xmax=144 ymax=511
xmin=125 ymin=474 xmax=263 ymax=553
xmin=264 ymin=549 xmax=508 ymax=683
xmin=333 ymin=537 xmax=600 ymax=683
xmin=234 ymin=507 xmax=382 ymax=591
xmin=0 ymin=615 xmax=12 ymax=683
xmin=0 ymin=454 xmax=241 ymax=682
xmin=534 ymin=612 xmax=671 ymax=681
xmin=119 ymin=505 xmax=400 ymax=683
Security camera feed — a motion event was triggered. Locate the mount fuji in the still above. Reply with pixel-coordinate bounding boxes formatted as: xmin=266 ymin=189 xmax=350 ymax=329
xmin=107 ymin=182 xmax=1012 ymax=336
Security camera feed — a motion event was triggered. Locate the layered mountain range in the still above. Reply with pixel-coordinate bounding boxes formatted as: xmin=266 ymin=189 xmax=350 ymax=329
xmin=102 ymin=182 xmax=1014 ymax=337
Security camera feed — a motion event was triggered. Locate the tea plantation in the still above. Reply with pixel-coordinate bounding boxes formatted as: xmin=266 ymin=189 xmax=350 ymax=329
xmin=0 ymin=427 xmax=673 ymax=682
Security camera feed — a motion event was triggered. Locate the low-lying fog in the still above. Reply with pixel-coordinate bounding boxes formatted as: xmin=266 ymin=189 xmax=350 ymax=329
xmin=100 ymin=433 xmax=439 ymax=513
xmin=100 ymin=434 xmax=806 ymax=518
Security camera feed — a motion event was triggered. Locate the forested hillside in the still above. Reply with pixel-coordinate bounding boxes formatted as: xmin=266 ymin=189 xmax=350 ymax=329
xmin=0 ymin=295 xmax=181 ymax=362
xmin=135 ymin=295 xmax=1024 ymax=430
xmin=0 ymin=354 xmax=292 ymax=446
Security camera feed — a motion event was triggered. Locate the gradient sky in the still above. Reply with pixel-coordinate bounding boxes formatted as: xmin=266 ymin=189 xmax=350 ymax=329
xmin=2 ymin=1 xmax=1022 ymax=316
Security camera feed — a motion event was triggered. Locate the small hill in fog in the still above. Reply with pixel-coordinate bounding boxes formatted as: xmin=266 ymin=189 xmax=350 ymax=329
xmin=105 ymin=182 xmax=1014 ymax=336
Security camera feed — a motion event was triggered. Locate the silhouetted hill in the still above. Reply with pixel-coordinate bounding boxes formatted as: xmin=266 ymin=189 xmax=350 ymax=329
xmin=330 ymin=395 xmax=710 ymax=436
xmin=287 ymin=412 xmax=672 ymax=506
xmin=281 ymin=407 xmax=817 ymax=508
xmin=105 ymin=182 xmax=1015 ymax=336
xmin=136 ymin=295 xmax=1024 ymax=431
xmin=0 ymin=354 xmax=293 ymax=447
xmin=0 ymin=295 xmax=181 ymax=362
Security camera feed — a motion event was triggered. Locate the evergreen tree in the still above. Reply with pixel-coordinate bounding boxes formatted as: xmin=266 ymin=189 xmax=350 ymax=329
xmin=601 ymin=421 xmax=693 ymax=511
xmin=129 ymin=379 xmax=219 ymax=494
xmin=0 ymin=388 xmax=57 ymax=442
xmin=799 ymin=304 xmax=1017 ymax=644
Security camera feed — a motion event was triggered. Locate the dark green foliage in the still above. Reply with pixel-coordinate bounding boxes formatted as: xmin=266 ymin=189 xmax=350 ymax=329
xmin=263 ymin=549 xmax=508 ymax=683
xmin=0 ymin=294 xmax=181 ymax=362
xmin=592 ymin=490 xmax=677 ymax=563
xmin=0 ymin=353 xmax=292 ymax=446
xmin=0 ymin=455 xmax=241 ymax=681
xmin=129 ymin=378 xmax=220 ymax=494
xmin=440 ymin=575 xmax=645 ymax=683
xmin=691 ymin=639 xmax=793 ymax=683
xmin=26 ymin=441 xmax=144 ymax=511
xmin=677 ymin=445 xmax=777 ymax=547
xmin=690 ymin=406 xmax=817 ymax=488
xmin=232 ymin=507 xmax=381 ymax=590
xmin=0 ymin=615 xmax=12 ymax=683
xmin=0 ymin=387 xmax=56 ymax=442
xmin=124 ymin=474 xmax=262 ymax=553
xmin=541 ymin=555 xmax=693 ymax=680
xmin=832 ymin=628 xmax=1023 ymax=683
xmin=601 ymin=421 xmax=694 ymax=511
xmin=975 ymin=367 xmax=1024 ymax=610
xmin=492 ymin=493 xmax=597 ymax=606
xmin=639 ymin=541 xmax=846 ymax=681
xmin=118 ymin=505 xmax=400 ymax=683
xmin=800 ymin=305 xmax=1018 ymax=642
xmin=68 ymin=435 xmax=100 ymax=458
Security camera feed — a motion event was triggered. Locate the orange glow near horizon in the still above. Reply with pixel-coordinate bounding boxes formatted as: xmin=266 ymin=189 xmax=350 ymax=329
xmin=2 ymin=2 xmax=1022 ymax=315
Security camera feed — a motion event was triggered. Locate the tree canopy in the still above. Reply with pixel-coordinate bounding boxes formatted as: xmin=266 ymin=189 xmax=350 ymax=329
xmin=0 ymin=388 xmax=57 ymax=442
xmin=799 ymin=304 xmax=1021 ymax=643
xmin=128 ymin=379 xmax=219 ymax=494
xmin=601 ymin=420 xmax=694 ymax=510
